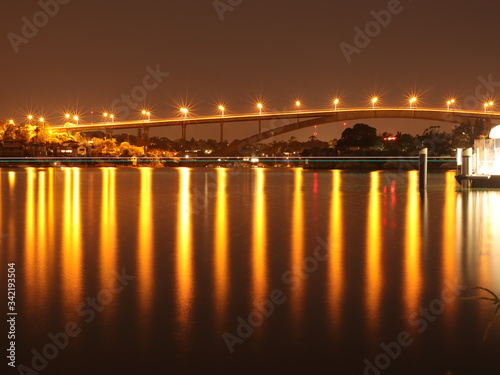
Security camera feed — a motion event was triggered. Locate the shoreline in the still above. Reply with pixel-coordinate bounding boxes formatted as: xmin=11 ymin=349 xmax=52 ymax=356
xmin=0 ymin=160 xmax=456 ymax=171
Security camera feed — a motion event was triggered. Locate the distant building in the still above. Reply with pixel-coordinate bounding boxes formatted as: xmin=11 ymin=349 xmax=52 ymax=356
xmin=0 ymin=140 xmax=24 ymax=157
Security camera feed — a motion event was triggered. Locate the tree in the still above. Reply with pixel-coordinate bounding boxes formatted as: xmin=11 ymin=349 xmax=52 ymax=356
xmin=119 ymin=142 xmax=144 ymax=156
xmin=394 ymin=132 xmax=418 ymax=153
xmin=417 ymin=126 xmax=452 ymax=155
xmin=337 ymin=123 xmax=379 ymax=149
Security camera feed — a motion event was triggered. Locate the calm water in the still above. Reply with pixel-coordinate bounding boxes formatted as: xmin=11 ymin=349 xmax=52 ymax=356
xmin=1 ymin=167 xmax=500 ymax=375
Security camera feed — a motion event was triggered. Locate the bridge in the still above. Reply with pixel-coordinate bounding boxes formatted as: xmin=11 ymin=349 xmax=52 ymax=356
xmin=50 ymin=108 xmax=500 ymax=147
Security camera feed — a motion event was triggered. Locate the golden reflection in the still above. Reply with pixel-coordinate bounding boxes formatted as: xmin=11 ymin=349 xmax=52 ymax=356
xmin=214 ymin=168 xmax=229 ymax=329
xmin=36 ymin=171 xmax=48 ymax=306
xmin=290 ymin=168 xmax=304 ymax=327
xmin=467 ymin=190 xmax=500 ymax=288
xmin=404 ymin=171 xmax=421 ymax=321
xmin=328 ymin=170 xmax=343 ymax=330
xmin=481 ymin=192 xmax=500 ymax=290
xmin=47 ymin=169 xmax=55 ymax=260
xmin=24 ymin=169 xmax=36 ymax=305
xmin=62 ymin=168 xmax=82 ymax=311
xmin=456 ymin=190 xmax=500 ymax=333
xmin=101 ymin=168 xmax=117 ymax=297
xmin=8 ymin=171 xmax=15 ymax=194
xmin=0 ymin=170 xmax=2 ymax=253
xmin=138 ymin=168 xmax=154 ymax=316
xmin=366 ymin=171 xmax=382 ymax=331
xmin=442 ymin=171 xmax=457 ymax=326
xmin=252 ymin=168 xmax=267 ymax=311
xmin=176 ymin=168 xmax=193 ymax=339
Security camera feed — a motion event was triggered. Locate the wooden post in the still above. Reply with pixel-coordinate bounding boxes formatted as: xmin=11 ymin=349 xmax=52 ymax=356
xmin=419 ymin=148 xmax=428 ymax=190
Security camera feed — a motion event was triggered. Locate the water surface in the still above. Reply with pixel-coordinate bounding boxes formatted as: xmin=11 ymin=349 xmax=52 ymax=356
xmin=1 ymin=167 xmax=499 ymax=374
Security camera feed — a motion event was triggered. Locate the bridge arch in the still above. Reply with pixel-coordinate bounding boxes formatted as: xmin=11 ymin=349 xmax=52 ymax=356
xmin=220 ymin=109 xmax=495 ymax=155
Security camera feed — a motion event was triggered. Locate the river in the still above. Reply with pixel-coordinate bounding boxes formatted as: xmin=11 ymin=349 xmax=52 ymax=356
xmin=1 ymin=167 xmax=499 ymax=374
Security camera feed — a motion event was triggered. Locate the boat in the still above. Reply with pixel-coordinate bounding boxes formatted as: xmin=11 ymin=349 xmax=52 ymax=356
xmin=455 ymin=125 xmax=500 ymax=188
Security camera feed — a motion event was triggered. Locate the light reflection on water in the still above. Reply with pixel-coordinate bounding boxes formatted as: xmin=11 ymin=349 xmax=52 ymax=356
xmin=366 ymin=171 xmax=382 ymax=334
xmin=214 ymin=168 xmax=229 ymax=331
xmin=328 ymin=169 xmax=343 ymax=332
xmin=2 ymin=167 xmax=500 ymax=374
xmin=290 ymin=168 xmax=304 ymax=330
xmin=138 ymin=167 xmax=153 ymax=321
xmin=176 ymin=167 xmax=193 ymax=344
xmin=404 ymin=170 xmax=421 ymax=325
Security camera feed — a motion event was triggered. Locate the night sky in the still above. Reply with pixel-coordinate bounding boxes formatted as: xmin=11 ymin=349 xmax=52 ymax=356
xmin=2 ymin=0 xmax=500 ymax=140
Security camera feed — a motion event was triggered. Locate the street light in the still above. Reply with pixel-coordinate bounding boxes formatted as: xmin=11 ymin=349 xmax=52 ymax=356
xmin=218 ymin=105 xmax=225 ymax=117
xmin=180 ymin=107 xmax=189 ymax=119
xmin=333 ymin=98 xmax=340 ymax=111
xmin=27 ymin=115 xmax=33 ymax=124
xmin=110 ymin=114 xmax=115 ymax=123
xmin=39 ymin=117 xmax=45 ymax=123
xmin=371 ymin=97 xmax=378 ymax=109
xmin=257 ymin=102 xmax=263 ymax=115
xmin=409 ymin=96 xmax=417 ymax=110
xmin=141 ymin=109 xmax=151 ymax=121
xmin=484 ymin=101 xmax=494 ymax=113
xmin=295 ymin=100 xmax=301 ymax=111
xmin=8 ymin=119 xmax=14 ymax=125
xmin=446 ymin=99 xmax=456 ymax=111
xmin=103 ymin=112 xmax=109 ymax=123
xmin=73 ymin=115 xmax=79 ymax=125
xmin=218 ymin=105 xmax=225 ymax=142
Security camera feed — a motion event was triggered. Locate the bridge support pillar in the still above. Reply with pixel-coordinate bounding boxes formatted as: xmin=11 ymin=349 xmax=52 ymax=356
xmin=143 ymin=126 xmax=149 ymax=152
xmin=220 ymin=121 xmax=224 ymax=143
xmin=484 ymin=117 xmax=493 ymax=134
xmin=107 ymin=129 xmax=113 ymax=139
xmin=182 ymin=123 xmax=186 ymax=140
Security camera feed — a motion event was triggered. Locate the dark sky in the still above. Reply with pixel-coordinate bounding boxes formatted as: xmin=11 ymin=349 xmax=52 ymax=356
xmin=2 ymin=0 xmax=500 ymax=140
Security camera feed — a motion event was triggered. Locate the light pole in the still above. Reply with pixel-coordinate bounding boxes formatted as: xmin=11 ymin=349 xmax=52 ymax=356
xmin=409 ymin=97 xmax=417 ymax=110
xmin=103 ymin=112 xmax=109 ymax=123
xmin=447 ymin=99 xmax=456 ymax=111
xmin=27 ymin=115 xmax=33 ymax=125
xmin=333 ymin=98 xmax=339 ymax=111
xmin=73 ymin=115 xmax=79 ymax=125
xmin=218 ymin=105 xmax=225 ymax=142
xmin=295 ymin=100 xmax=301 ymax=126
xmin=180 ymin=107 xmax=188 ymax=119
xmin=371 ymin=97 xmax=378 ymax=109
xmin=484 ymin=101 xmax=494 ymax=113
xmin=257 ymin=103 xmax=263 ymax=134
xmin=180 ymin=108 xmax=189 ymax=140
xmin=110 ymin=114 xmax=115 ymax=124
xmin=141 ymin=109 xmax=151 ymax=121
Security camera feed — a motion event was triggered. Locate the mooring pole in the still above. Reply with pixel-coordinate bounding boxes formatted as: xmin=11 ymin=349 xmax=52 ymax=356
xmin=419 ymin=148 xmax=428 ymax=190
